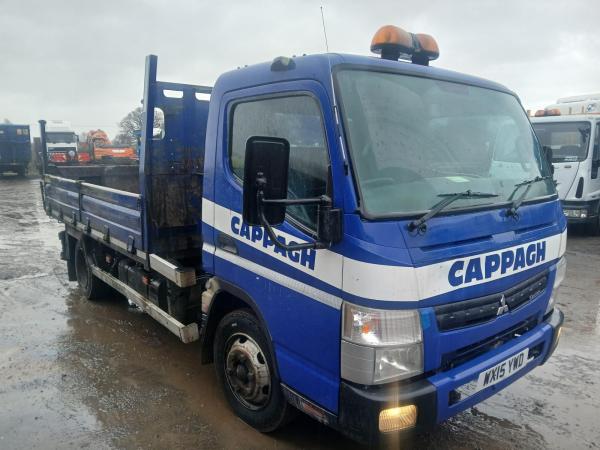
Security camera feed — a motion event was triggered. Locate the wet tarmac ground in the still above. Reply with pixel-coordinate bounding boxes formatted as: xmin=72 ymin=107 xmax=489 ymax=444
xmin=0 ymin=176 xmax=599 ymax=449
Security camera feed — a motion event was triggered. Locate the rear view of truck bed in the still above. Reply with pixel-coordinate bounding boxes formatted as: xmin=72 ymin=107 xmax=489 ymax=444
xmin=41 ymin=55 xmax=212 ymax=342
xmin=43 ymin=55 xmax=210 ymax=258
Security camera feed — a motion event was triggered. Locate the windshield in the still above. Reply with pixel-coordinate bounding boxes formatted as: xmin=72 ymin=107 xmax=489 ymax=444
xmin=531 ymin=121 xmax=591 ymax=162
xmin=336 ymin=69 xmax=555 ymax=217
xmin=46 ymin=132 xmax=77 ymax=144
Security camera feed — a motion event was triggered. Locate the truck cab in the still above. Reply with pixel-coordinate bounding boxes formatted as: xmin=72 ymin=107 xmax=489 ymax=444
xmin=44 ymin=120 xmax=80 ymax=164
xmin=200 ymin=29 xmax=565 ymax=442
xmin=42 ymin=25 xmax=566 ymax=446
xmin=531 ymin=102 xmax=600 ymax=232
xmin=0 ymin=124 xmax=31 ymax=176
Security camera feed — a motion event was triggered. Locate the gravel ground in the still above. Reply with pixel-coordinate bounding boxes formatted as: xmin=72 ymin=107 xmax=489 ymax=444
xmin=0 ymin=176 xmax=598 ymax=449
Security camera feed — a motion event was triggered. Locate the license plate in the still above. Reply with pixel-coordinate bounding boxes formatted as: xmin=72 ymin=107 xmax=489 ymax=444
xmin=475 ymin=348 xmax=530 ymax=392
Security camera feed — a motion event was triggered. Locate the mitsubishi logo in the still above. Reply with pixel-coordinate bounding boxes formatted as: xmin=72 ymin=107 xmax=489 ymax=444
xmin=497 ymin=295 xmax=510 ymax=316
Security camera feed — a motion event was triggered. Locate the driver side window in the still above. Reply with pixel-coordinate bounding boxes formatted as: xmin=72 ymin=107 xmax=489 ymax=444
xmin=230 ymin=95 xmax=329 ymax=231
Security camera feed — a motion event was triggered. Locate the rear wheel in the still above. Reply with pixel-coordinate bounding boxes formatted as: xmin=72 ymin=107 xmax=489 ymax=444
xmin=74 ymin=240 xmax=110 ymax=300
xmin=214 ymin=309 xmax=293 ymax=432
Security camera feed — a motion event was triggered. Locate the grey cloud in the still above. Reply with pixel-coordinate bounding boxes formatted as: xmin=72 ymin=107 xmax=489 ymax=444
xmin=1 ymin=0 xmax=599 ymax=137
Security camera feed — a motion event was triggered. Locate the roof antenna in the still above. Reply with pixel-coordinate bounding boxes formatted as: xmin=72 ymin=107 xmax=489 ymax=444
xmin=319 ymin=6 xmax=348 ymax=172
xmin=320 ymin=6 xmax=330 ymax=52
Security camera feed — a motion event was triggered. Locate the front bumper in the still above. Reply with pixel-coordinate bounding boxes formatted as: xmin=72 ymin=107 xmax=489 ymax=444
xmin=562 ymin=200 xmax=599 ymax=224
xmin=336 ymin=308 xmax=564 ymax=445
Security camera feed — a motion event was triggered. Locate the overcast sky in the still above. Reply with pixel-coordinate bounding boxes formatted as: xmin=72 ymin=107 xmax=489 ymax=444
xmin=1 ymin=0 xmax=599 ymax=139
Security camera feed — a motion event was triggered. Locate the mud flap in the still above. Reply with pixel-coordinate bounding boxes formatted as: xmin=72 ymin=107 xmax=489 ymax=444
xmin=59 ymin=231 xmax=77 ymax=282
xmin=58 ymin=231 xmax=67 ymax=261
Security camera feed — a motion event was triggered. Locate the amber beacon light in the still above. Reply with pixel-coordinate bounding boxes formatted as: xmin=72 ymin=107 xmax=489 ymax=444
xmin=370 ymin=25 xmax=439 ymax=65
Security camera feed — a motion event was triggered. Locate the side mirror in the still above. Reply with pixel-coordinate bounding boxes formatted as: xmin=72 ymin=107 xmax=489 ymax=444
xmin=243 ymin=136 xmax=290 ymax=226
xmin=542 ymin=146 xmax=554 ymax=175
xmin=241 ymin=135 xmax=343 ymax=251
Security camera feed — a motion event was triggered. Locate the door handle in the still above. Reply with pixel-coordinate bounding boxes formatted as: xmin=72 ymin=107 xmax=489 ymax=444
xmin=217 ymin=232 xmax=238 ymax=254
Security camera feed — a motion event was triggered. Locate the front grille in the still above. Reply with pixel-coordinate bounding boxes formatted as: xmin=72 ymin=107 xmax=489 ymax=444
xmin=434 ymin=271 xmax=548 ymax=332
xmin=440 ymin=315 xmax=540 ymax=372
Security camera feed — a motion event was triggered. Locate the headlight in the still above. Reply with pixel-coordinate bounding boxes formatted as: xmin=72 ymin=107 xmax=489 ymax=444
xmin=546 ymin=257 xmax=567 ymax=315
xmin=553 ymin=256 xmax=567 ymax=290
xmin=343 ymin=304 xmax=422 ymax=346
xmin=341 ymin=303 xmax=423 ymax=384
xmin=563 ymin=208 xmax=587 ymax=218
xmin=375 ymin=345 xmax=423 ymax=383
xmin=545 ymin=295 xmax=556 ymax=315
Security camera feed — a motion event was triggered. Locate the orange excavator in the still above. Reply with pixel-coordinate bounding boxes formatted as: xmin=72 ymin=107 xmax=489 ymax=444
xmin=79 ymin=130 xmax=137 ymax=163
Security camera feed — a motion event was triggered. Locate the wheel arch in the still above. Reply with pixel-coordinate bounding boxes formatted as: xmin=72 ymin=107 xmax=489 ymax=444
xmin=200 ymin=278 xmax=278 ymax=376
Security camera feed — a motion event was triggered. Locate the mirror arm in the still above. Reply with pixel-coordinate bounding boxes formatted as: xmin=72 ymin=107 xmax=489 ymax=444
xmin=259 ymin=208 xmax=327 ymax=251
xmin=261 ymin=195 xmax=332 ymax=207
xmin=256 ymin=189 xmax=329 ymax=252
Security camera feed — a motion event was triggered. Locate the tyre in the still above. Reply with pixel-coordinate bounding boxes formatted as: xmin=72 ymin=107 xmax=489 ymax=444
xmin=74 ymin=239 xmax=111 ymax=300
xmin=214 ymin=309 xmax=293 ymax=432
xmin=584 ymin=206 xmax=600 ymax=236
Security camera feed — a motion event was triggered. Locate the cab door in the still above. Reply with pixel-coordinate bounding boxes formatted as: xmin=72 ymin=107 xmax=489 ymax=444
xmin=209 ymin=81 xmax=344 ymax=413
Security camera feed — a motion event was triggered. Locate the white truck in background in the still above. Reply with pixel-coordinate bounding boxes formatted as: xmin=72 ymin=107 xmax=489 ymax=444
xmin=531 ymin=95 xmax=600 ymax=233
xmin=44 ymin=120 xmax=79 ymax=164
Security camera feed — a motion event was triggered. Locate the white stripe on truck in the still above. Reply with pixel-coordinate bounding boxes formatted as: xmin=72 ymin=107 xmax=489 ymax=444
xmin=201 ymin=198 xmax=566 ymax=302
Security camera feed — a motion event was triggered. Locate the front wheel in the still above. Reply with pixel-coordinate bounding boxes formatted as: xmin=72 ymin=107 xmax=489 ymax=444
xmin=214 ymin=309 xmax=293 ymax=432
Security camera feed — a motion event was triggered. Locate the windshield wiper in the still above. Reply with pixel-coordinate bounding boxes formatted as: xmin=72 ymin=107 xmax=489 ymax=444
xmin=506 ymin=175 xmax=551 ymax=218
xmin=408 ymin=190 xmax=499 ymax=233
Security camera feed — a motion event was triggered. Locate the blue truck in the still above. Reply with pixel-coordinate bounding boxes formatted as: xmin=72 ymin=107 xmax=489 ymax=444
xmin=0 ymin=123 xmax=31 ymax=176
xmin=41 ymin=25 xmax=566 ymax=445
